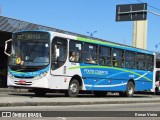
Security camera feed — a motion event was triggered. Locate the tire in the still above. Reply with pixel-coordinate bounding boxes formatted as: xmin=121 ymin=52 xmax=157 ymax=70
xmin=65 ymin=79 xmax=79 ymax=97
xmin=155 ymin=87 xmax=159 ymax=95
xmin=124 ymin=81 xmax=135 ymax=97
xmin=93 ymin=91 xmax=107 ymax=97
xmin=34 ymin=89 xmax=46 ymax=97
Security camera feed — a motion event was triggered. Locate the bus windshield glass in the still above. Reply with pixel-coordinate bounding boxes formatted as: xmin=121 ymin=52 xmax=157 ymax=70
xmin=9 ymin=32 xmax=50 ymax=72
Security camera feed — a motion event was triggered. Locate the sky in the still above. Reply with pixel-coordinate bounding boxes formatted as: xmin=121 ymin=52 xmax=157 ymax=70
xmin=0 ymin=0 xmax=160 ymax=52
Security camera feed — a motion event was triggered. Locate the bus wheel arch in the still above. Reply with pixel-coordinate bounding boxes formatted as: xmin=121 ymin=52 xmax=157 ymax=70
xmin=71 ymin=75 xmax=83 ymax=89
xmin=65 ymin=75 xmax=82 ymax=97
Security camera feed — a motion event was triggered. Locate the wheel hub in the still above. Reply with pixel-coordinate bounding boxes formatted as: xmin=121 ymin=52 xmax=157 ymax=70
xmin=70 ymin=84 xmax=77 ymax=93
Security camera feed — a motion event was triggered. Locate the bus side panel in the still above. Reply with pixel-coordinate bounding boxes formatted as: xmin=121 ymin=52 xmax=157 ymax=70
xmin=135 ymin=81 xmax=153 ymax=91
xmin=134 ymin=71 xmax=153 ymax=91
xmin=48 ymin=75 xmax=71 ymax=89
xmin=78 ymin=63 xmax=153 ymax=92
xmin=50 ymin=62 xmax=84 ymax=90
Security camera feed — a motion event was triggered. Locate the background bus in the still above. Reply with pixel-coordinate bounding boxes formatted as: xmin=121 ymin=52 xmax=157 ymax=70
xmin=4 ymin=30 xmax=158 ymax=97
xmin=155 ymin=53 xmax=160 ymax=94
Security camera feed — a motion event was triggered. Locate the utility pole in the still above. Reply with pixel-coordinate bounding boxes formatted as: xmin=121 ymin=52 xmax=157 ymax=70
xmin=116 ymin=3 xmax=160 ymax=50
xmin=0 ymin=4 xmax=2 ymax=15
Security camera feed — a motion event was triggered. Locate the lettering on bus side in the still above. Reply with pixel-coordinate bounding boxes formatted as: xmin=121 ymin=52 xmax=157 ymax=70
xmin=129 ymin=74 xmax=135 ymax=78
xmin=84 ymin=69 xmax=108 ymax=75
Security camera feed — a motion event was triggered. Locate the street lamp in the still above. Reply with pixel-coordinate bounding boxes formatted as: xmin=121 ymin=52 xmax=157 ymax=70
xmin=155 ymin=43 xmax=160 ymax=49
xmin=86 ymin=31 xmax=97 ymax=37
xmin=155 ymin=43 xmax=160 ymax=53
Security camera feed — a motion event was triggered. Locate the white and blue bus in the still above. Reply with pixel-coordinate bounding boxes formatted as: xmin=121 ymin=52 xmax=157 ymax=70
xmin=4 ymin=30 xmax=160 ymax=97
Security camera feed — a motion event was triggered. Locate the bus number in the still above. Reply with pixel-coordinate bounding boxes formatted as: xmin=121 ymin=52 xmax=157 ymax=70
xmin=129 ymin=74 xmax=135 ymax=78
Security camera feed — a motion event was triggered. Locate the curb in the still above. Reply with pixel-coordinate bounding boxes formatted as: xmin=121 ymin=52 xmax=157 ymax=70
xmin=0 ymin=88 xmax=28 ymax=93
xmin=1 ymin=99 xmax=160 ymax=107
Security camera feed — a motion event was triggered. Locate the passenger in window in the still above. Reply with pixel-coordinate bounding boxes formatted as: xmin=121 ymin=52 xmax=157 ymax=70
xmin=113 ymin=58 xmax=118 ymax=67
xmin=70 ymin=52 xmax=79 ymax=62
xmin=86 ymin=55 xmax=95 ymax=64
xmin=90 ymin=58 xmax=96 ymax=64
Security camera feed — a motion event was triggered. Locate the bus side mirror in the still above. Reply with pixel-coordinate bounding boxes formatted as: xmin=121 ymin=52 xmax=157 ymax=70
xmin=4 ymin=39 xmax=12 ymax=57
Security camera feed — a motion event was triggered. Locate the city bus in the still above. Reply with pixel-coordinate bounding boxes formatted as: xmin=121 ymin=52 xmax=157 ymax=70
xmin=4 ymin=30 xmax=160 ymax=97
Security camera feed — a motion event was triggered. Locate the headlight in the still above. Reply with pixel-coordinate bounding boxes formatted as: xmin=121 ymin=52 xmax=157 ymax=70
xmin=34 ymin=72 xmax=48 ymax=80
xmin=8 ymin=72 xmax=14 ymax=79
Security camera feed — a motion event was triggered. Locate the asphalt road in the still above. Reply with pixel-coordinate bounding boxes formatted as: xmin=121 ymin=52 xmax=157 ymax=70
xmin=0 ymin=91 xmax=160 ymax=120
xmin=1 ymin=103 xmax=160 ymax=120
xmin=1 ymin=102 xmax=160 ymax=111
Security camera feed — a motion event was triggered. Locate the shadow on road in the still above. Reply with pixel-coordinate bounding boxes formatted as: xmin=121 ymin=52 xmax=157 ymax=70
xmin=7 ymin=92 xmax=156 ymax=98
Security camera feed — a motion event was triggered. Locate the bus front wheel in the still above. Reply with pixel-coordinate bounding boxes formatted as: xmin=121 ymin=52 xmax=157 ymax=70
xmin=65 ymin=79 xmax=80 ymax=97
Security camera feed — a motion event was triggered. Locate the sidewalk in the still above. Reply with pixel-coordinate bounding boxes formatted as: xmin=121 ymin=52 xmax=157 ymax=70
xmin=0 ymin=87 xmax=160 ymax=107
xmin=0 ymin=87 xmax=28 ymax=93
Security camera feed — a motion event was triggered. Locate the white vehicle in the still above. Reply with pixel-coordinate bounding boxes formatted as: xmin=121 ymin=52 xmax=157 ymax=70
xmin=155 ymin=53 xmax=160 ymax=94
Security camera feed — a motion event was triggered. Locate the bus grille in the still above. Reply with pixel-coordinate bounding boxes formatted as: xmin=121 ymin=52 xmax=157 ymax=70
xmin=14 ymin=81 xmax=32 ymax=85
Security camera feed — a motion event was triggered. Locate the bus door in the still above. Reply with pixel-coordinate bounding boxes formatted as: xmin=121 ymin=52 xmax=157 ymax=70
xmin=51 ymin=37 xmax=68 ymax=76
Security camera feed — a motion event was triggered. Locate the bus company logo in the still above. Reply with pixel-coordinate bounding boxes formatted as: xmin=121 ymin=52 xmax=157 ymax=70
xmin=84 ymin=69 xmax=108 ymax=75
xmin=7 ymin=19 xmax=29 ymax=29
xmin=2 ymin=112 xmax=11 ymax=117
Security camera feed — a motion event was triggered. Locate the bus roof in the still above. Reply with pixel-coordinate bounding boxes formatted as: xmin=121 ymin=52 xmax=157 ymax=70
xmin=51 ymin=31 xmax=154 ymax=55
xmin=14 ymin=30 xmax=155 ymax=55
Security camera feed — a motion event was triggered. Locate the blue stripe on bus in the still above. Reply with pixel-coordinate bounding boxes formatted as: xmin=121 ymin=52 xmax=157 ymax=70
xmin=69 ymin=64 xmax=153 ymax=91
xmin=8 ymin=65 xmax=50 ymax=78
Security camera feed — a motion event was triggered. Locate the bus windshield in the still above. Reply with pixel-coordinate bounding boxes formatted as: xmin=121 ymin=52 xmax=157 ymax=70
xmin=9 ymin=32 xmax=50 ymax=72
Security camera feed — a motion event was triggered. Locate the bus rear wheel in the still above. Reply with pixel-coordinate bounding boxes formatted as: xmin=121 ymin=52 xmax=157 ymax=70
xmin=125 ymin=81 xmax=135 ymax=97
xmin=65 ymin=79 xmax=80 ymax=97
xmin=119 ymin=81 xmax=134 ymax=97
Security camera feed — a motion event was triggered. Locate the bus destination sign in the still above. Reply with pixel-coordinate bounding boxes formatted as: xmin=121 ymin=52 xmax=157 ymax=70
xmin=14 ymin=32 xmax=49 ymax=40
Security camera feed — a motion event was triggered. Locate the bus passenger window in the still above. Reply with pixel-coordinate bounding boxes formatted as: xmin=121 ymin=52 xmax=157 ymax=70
xmin=69 ymin=52 xmax=79 ymax=62
xmin=99 ymin=46 xmax=111 ymax=66
xmin=51 ymin=37 xmax=67 ymax=70
xmin=136 ymin=53 xmax=145 ymax=70
xmin=125 ymin=51 xmax=135 ymax=69
xmin=113 ymin=58 xmax=118 ymax=67
xmin=86 ymin=55 xmax=96 ymax=64
xmin=69 ymin=40 xmax=82 ymax=63
xmin=146 ymin=55 xmax=153 ymax=71
xmin=84 ymin=43 xmax=98 ymax=64
xmin=112 ymin=49 xmax=124 ymax=67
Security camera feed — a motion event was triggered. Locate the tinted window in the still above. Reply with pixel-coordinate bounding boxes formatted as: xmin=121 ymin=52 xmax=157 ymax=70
xmin=99 ymin=46 xmax=111 ymax=66
xmin=51 ymin=37 xmax=67 ymax=70
xmin=125 ymin=51 xmax=135 ymax=69
xmin=69 ymin=40 xmax=83 ymax=63
xmin=113 ymin=49 xmax=124 ymax=67
xmin=84 ymin=43 xmax=98 ymax=64
xmin=146 ymin=55 xmax=153 ymax=71
xmin=136 ymin=53 xmax=145 ymax=70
